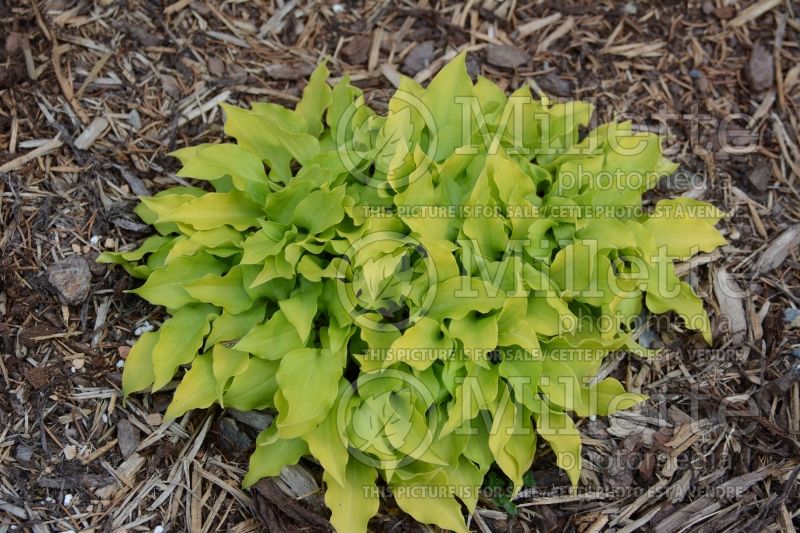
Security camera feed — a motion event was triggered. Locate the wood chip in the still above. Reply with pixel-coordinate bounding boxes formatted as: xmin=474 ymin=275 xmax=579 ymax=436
xmin=537 ymin=16 xmax=574 ymax=53
xmin=728 ymin=0 xmax=782 ymax=27
xmin=517 ymin=13 xmax=562 ymax=37
xmin=367 ymin=27 xmax=384 ymax=72
xmin=712 ymin=267 xmax=747 ymax=342
xmin=117 ymin=419 xmax=141 ymax=459
xmin=486 ymin=44 xmax=530 ymax=69
xmin=74 ymin=116 xmax=109 ymax=150
xmin=748 ymin=42 xmax=775 ymax=92
xmin=755 ymin=224 xmax=800 ymax=273
xmin=0 ymin=135 xmax=63 ymax=173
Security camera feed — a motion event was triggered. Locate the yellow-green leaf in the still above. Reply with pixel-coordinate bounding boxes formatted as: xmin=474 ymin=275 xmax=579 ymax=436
xmin=222 ymin=357 xmax=279 ymax=411
xmin=533 ymin=404 xmax=581 ymax=486
xmin=211 ymin=344 xmax=250 ymax=403
xmin=165 ymin=352 xmax=217 ymax=420
xmin=151 ymin=304 xmax=218 ymax=391
xmin=275 ymin=349 xmax=342 ymax=438
xmin=488 ymin=387 xmax=536 ymax=495
xmin=324 ymin=460 xmax=379 ymax=533
xmin=234 ymin=310 xmax=305 ymax=360
xmin=184 ymin=266 xmax=252 ymax=314
xmin=122 ymin=331 xmax=158 ymax=395
xmin=157 ymin=191 xmax=264 ymax=231
xmin=391 ymin=471 xmax=469 ymax=533
xmin=578 ymin=377 xmax=647 ymax=417
xmin=129 ymin=252 xmax=226 ymax=309
xmin=243 ymin=425 xmax=309 ymax=488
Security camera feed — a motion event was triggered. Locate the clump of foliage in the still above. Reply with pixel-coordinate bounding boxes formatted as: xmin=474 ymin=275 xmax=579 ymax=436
xmin=100 ymin=53 xmax=726 ymax=532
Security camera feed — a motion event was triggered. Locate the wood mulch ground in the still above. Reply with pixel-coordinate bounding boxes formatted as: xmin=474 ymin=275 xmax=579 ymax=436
xmin=1 ymin=1 xmax=798 ymax=531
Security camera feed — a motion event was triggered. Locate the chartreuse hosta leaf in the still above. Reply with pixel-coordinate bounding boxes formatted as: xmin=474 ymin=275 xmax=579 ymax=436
xmin=532 ymin=402 xmax=582 ymax=486
xmin=324 ymin=460 xmax=379 ymax=533
xmin=222 ymin=357 xmax=279 ymax=411
xmin=171 ymin=143 xmax=268 ymax=203
xmin=166 ymin=351 xmax=216 ymax=420
xmin=151 ymin=303 xmax=218 ymax=391
xmin=110 ymin=53 xmax=726 ymax=532
xmin=489 ymin=387 xmax=536 ymax=495
xmin=275 ymin=348 xmax=343 ymax=438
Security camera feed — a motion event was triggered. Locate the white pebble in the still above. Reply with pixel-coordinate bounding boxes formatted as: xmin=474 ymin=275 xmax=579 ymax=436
xmin=116 ymin=360 xmax=125 ymax=369
xmin=63 ymin=493 xmax=73 ymax=506
xmin=154 ymin=526 xmax=165 ymax=533
xmin=102 ymin=414 xmax=108 ymax=423
xmin=134 ymin=321 xmax=154 ymax=336
xmin=90 ymin=235 xmax=101 ymax=245
xmin=589 ymin=415 xmax=597 ymax=422
xmin=332 ymin=3 xmax=344 ymax=12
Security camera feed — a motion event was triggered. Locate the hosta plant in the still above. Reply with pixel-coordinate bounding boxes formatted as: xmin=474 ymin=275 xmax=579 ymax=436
xmin=101 ymin=53 xmax=726 ymax=532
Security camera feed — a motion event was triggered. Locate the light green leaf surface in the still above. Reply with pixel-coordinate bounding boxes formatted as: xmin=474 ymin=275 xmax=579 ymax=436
xmin=151 ymin=304 xmax=217 ymax=391
xmin=275 ymin=348 xmax=342 ymax=438
xmin=324 ymin=460 xmax=379 ymax=533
